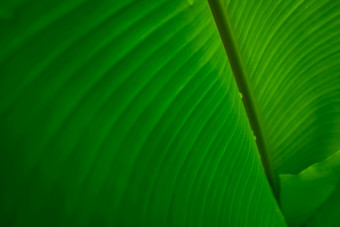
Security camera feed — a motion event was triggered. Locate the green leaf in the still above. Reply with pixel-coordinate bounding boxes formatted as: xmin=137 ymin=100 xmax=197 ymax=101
xmin=212 ymin=1 xmax=340 ymax=225
xmin=305 ymin=181 xmax=340 ymax=226
xmin=0 ymin=0 xmax=285 ymax=226
xmin=1 ymin=0 xmax=340 ymax=226
xmin=217 ymin=0 xmax=340 ymax=185
xmin=280 ymin=150 xmax=340 ymax=226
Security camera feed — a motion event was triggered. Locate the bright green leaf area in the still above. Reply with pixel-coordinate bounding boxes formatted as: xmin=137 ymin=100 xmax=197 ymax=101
xmin=0 ymin=0 xmax=339 ymax=226
xmin=221 ymin=0 xmax=340 ymax=176
xmin=218 ymin=0 xmax=340 ymax=225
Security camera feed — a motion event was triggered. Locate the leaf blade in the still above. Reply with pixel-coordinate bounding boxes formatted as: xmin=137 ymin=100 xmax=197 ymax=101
xmin=0 ymin=0 xmax=285 ymax=226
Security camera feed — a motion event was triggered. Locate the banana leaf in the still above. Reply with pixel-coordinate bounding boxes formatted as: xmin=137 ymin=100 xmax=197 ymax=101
xmin=0 ymin=0 xmax=339 ymax=226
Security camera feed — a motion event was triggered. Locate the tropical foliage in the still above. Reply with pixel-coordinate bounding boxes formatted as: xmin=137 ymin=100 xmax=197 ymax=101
xmin=0 ymin=0 xmax=339 ymax=226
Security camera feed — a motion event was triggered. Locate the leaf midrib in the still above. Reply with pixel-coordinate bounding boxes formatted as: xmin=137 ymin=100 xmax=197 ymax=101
xmin=207 ymin=0 xmax=279 ymax=199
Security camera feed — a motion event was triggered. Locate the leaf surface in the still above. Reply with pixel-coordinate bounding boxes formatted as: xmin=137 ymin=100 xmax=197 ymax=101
xmin=305 ymin=180 xmax=340 ymax=226
xmin=218 ymin=0 xmax=340 ymax=183
xmin=280 ymin=150 xmax=340 ymax=226
xmin=0 ymin=0 xmax=285 ymax=226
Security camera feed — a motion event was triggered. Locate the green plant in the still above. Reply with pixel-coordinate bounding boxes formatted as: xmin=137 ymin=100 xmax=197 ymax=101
xmin=0 ymin=0 xmax=339 ymax=226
